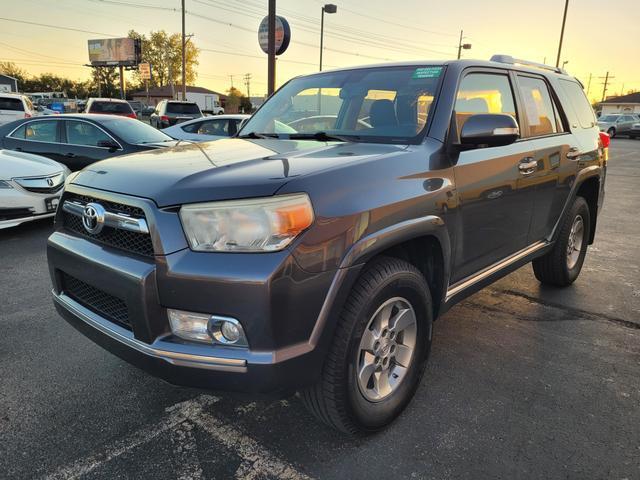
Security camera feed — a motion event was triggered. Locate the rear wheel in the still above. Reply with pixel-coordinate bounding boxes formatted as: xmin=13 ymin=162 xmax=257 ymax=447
xmin=301 ymin=257 xmax=432 ymax=434
xmin=607 ymin=127 xmax=616 ymax=138
xmin=532 ymin=196 xmax=590 ymax=286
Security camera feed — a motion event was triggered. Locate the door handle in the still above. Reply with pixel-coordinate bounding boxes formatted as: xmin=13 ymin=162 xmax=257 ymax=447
xmin=65 ymin=152 xmax=76 ymax=158
xmin=518 ymin=157 xmax=537 ymax=175
xmin=566 ymin=147 xmax=581 ymax=160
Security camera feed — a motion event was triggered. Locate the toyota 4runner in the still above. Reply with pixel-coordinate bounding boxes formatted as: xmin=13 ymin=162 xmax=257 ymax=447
xmin=47 ymin=55 xmax=607 ymax=434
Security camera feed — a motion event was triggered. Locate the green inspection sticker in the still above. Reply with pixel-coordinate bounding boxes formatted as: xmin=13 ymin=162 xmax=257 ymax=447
xmin=412 ymin=66 xmax=443 ymax=79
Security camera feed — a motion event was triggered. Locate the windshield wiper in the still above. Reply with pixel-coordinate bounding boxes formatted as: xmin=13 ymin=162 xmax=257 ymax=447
xmin=238 ymin=132 xmax=280 ymax=139
xmin=288 ymin=132 xmax=356 ymax=142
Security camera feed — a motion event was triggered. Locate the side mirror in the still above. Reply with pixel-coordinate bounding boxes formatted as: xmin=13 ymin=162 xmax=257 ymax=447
xmin=459 ymin=113 xmax=519 ymax=148
xmin=97 ymin=139 xmax=119 ymax=152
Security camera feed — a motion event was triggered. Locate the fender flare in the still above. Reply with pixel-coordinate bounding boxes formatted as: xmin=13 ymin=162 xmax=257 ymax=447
xmin=308 ymin=214 xmax=451 ymax=350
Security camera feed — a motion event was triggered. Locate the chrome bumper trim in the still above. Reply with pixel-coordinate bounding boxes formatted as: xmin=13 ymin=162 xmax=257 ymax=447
xmin=62 ymin=200 xmax=150 ymax=234
xmin=53 ymin=290 xmax=247 ymax=372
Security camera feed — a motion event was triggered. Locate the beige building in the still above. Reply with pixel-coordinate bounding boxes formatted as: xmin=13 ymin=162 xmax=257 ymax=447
xmin=599 ymin=92 xmax=640 ymax=116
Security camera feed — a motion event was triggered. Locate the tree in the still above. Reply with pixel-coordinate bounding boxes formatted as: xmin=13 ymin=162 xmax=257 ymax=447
xmin=0 ymin=62 xmax=28 ymax=89
xmin=128 ymin=30 xmax=199 ymax=88
xmin=225 ymin=87 xmax=252 ymax=113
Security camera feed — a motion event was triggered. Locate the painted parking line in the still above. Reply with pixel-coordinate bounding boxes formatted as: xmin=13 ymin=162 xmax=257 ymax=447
xmin=44 ymin=395 xmax=313 ymax=480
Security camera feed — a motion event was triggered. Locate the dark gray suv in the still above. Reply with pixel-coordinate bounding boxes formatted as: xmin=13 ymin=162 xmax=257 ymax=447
xmin=47 ymin=55 xmax=607 ymax=434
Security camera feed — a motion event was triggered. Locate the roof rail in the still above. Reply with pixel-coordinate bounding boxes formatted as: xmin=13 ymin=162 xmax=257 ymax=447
xmin=490 ymin=54 xmax=567 ymax=75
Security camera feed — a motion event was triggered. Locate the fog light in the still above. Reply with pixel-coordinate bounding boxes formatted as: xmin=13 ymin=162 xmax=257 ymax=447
xmin=209 ymin=316 xmax=248 ymax=347
xmin=167 ymin=309 xmax=212 ymax=343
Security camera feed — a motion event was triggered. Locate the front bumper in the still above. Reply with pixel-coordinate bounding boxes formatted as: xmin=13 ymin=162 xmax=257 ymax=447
xmin=0 ymin=185 xmax=60 ymax=229
xmin=47 ymin=189 xmax=351 ymax=394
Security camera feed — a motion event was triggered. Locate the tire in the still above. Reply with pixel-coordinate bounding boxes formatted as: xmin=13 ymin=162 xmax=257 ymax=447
xmin=532 ymin=196 xmax=590 ymax=286
xmin=301 ymin=256 xmax=433 ymax=434
xmin=607 ymin=127 xmax=616 ymax=138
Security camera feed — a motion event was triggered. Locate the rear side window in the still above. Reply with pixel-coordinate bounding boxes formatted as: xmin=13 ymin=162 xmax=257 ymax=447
xmin=559 ymin=79 xmax=596 ymax=129
xmin=198 ymin=119 xmax=229 ymax=136
xmin=454 ymin=73 xmax=517 ymax=136
xmin=166 ymin=103 xmax=200 ymax=114
xmin=0 ymin=98 xmax=24 ymax=111
xmin=517 ymin=76 xmax=558 ymax=137
xmin=89 ymin=101 xmax=134 ymax=114
xmin=11 ymin=121 xmax=58 ymax=142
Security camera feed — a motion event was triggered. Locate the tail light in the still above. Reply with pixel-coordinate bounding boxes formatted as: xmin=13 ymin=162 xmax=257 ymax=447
xmin=160 ymin=115 xmax=170 ymax=123
xmin=127 ymin=112 xmax=137 ymax=119
xmin=599 ymin=131 xmax=610 ymax=148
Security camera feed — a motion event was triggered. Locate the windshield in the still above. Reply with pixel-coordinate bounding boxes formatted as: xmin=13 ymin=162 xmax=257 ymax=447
xmin=240 ymin=65 xmax=444 ymax=144
xmin=100 ymin=117 xmax=174 ymax=144
xmin=599 ymin=115 xmax=619 ymax=122
xmin=167 ymin=102 xmax=201 ymax=114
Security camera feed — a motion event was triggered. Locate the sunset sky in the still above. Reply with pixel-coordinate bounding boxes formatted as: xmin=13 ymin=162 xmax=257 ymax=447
xmin=2 ymin=0 xmax=639 ymax=102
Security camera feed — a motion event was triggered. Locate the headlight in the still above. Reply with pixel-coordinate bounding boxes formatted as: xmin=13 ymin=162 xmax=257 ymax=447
xmin=179 ymin=193 xmax=314 ymax=252
xmin=0 ymin=180 xmax=13 ymax=189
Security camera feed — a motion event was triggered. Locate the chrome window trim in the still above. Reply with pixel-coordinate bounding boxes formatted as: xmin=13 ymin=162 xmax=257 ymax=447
xmin=63 ymin=199 xmax=150 ymax=234
xmin=6 ymin=117 xmax=124 ymax=151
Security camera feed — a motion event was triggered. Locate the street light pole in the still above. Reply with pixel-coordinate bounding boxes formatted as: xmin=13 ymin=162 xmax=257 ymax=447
xmin=181 ymin=0 xmax=186 ymax=100
xmin=319 ymin=4 xmax=337 ymax=71
xmin=555 ymin=0 xmax=569 ymax=68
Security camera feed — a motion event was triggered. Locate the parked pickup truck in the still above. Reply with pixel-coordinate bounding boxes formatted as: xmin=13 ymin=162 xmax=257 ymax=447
xmin=47 ymin=55 xmax=607 ymax=434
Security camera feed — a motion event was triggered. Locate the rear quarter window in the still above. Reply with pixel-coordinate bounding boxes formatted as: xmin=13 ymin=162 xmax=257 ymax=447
xmin=0 ymin=98 xmax=25 ymax=111
xmin=558 ymin=79 xmax=596 ymax=129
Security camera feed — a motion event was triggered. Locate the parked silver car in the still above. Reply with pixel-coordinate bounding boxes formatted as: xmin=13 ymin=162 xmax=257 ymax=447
xmin=597 ymin=113 xmax=640 ymax=138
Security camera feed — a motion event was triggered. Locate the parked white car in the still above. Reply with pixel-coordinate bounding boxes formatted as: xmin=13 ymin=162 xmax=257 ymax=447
xmin=0 ymin=93 xmax=35 ymax=126
xmin=0 ymin=149 xmax=69 ymax=229
xmin=161 ymin=114 xmax=250 ymax=142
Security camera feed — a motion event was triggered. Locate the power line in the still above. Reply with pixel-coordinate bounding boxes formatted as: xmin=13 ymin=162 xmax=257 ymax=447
xmin=0 ymin=16 xmax=118 ymax=37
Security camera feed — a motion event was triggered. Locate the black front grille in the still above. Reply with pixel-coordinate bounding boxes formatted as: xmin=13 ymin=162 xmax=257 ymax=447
xmin=62 ymin=272 xmax=130 ymax=329
xmin=0 ymin=207 xmax=34 ymax=221
xmin=21 ymin=184 xmax=64 ymax=194
xmin=62 ymin=194 xmax=155 ymax=257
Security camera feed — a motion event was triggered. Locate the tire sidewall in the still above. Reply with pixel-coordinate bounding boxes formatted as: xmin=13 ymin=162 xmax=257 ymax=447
xmin=560 ymin=197 xmax=591 ymax=282
xmin=345 ymin=272 xmax=432 ymax=431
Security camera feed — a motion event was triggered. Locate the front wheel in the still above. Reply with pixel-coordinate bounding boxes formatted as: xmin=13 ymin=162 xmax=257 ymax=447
xmin=301 ymin=257 xmax=433 ymax=434
xmin=532 ymin=196 xmax=591 ymax=286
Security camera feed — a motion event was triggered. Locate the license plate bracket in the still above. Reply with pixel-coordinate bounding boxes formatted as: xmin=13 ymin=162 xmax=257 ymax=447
xmin=45 ymin=197 xmax=59 ymax=213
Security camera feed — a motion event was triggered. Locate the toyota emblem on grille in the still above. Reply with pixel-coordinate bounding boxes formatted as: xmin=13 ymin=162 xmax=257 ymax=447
xmin=46 ymin=177 xmax=54 ymax=187
xmin=82 ymin=202 xmax=106 ymax=234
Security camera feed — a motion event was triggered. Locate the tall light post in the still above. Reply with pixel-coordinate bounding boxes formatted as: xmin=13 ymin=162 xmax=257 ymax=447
xmin=181 ymin=0 xmax=186 ymax=100
xmin=319 ymin=4 xmax=337 ymax=71
xmin=555 ymin=0 xmax=569 ymax=68
xmin=562 ymin=60 xmax=569 ymax=70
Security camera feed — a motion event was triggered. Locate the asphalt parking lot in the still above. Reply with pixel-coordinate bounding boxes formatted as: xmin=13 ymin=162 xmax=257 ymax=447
xmin=1 ymin=140 xmax=639 ymax=480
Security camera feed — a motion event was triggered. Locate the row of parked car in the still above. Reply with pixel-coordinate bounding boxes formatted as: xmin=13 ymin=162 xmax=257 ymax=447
xmin=0 ymin=93 xmax=249 ymax=230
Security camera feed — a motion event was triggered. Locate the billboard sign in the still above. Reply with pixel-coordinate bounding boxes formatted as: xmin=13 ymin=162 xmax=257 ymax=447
xmin=88 ymin=38 xmax=141 ymax=66
xmin=138 ymin=62 xmax=151 ymax=80
xmin=258 ymin=16 xmax=291 ymax=56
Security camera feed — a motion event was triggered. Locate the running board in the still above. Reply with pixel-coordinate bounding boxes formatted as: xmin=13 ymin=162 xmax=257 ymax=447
xmin=445 ymin=241 xmax=548 ymax=302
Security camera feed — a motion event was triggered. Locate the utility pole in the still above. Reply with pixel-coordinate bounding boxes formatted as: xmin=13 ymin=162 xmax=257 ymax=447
xmin=118 ymin=65 xmax=125 ymax=99
xmin=586 ymin=73 xmax=592 ymax=97
xmin=620 ymin=83 xmax=625 ymax=96
xmin=244 ymin=73 xmax=251 ymax=99
xmin=555 ymin=0 xmax=569 ymax=68
xmin=181 ymin=0 xmax=186 ymax=100
xmin=457 ymin=30 xmax=471 ymax=59
xmin=599 ymin=72 xmax=615 ymax=102
xmin=267 ymin=0 xmax=276 ymax=95
xmin=229 ymin=75 xmax=234 ymax=89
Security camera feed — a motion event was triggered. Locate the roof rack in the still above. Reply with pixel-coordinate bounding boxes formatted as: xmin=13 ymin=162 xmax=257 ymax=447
xmin=490 ymin=54 xmax=567 ymax=75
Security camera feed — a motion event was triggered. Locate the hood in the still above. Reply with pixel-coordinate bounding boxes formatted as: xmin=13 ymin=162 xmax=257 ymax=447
xmin=0 ymin=149 xmax=67 ymax=179
xmin=71 ymin=138 xmax=407 ymax=207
